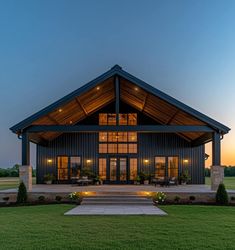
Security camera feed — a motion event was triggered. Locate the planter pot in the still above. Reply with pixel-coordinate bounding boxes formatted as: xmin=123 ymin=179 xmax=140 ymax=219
xmin=95 ymin=181 xmax=99 ymax=185
xmin=144 ymin=180 xmax=149 ymax=185
xmin=45 ymin=181 xmax=52 ymax=184
xmin=181 ymin=182 xmax=187 ymax=185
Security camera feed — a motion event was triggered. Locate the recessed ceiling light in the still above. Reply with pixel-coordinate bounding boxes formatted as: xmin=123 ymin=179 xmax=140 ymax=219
xmin=134 ymin=87 xmax=138 ymax=91
xmin=69 ymin=120 xmax=73 ymax=124
xmin=59 ymin=109 xmax=63 ymax=112
xmin=96 ymin=86 xmax=100 ymax=90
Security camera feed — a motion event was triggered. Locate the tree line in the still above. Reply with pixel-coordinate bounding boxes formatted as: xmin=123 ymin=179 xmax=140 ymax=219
xmin=205 ymin=166 xmax=235 ymax=177
xmin=0 ymin=165 xmax=36 ymax=177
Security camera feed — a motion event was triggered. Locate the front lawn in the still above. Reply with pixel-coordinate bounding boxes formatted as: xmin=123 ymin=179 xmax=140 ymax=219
xmin=0 ymin=205 xmax=235 ymax=250
xmin=0 ymin=177 xmax=36 ymax=190
xmin=206 ymin=176 xmax=235 ymax=190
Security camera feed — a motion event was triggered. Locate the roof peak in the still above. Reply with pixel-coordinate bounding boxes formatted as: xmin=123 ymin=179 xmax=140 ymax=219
xmin=111 ymin=64 xmax=122 ymax=70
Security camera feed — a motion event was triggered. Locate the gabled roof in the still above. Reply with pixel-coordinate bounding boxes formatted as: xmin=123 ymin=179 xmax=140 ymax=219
xmin=10 ymin=65 xmax=230 ymax=143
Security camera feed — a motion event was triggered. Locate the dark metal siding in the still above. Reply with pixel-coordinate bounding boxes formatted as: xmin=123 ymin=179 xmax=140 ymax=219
xmin=37 ymin=133 xmax=98 ymax=184
xmin=37 ymin=132 xmax=205 ymax=184
xmin=138 ymin=133 xmax=205 ymax=184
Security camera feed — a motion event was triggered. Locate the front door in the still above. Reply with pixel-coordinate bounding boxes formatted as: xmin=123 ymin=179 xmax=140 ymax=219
xmin=109 ymin=157 xmax=128 ymax=184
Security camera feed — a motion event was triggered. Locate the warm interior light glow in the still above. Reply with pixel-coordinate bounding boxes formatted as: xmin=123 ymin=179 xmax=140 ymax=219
xmin=134 ymin=87 xmax=138 ymax=91
xmin=58 ymin=109 xmax=62 ymax=112
xmin=96 ymin=86 xmax=100 ymax=90
xmin=47 ymin=159 xmax=52 ymax=163
xmin=69 ymin=120 xmax=73 ymax=124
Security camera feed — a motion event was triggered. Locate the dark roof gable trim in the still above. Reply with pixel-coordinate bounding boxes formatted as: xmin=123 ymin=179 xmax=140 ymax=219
xmin=10 ymin=64 xmax=230 ymax=134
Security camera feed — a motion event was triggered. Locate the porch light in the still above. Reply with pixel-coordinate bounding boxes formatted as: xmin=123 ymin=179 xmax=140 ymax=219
xmin=86 ymin=159 xmax=92 ymax=163
xmin=144 ymin=159 xmax=149 ymax=163
xmin=183 ymin=159 xmax=189 ymax=164
xmin=47 ymin=159 xmax=52 ymax=163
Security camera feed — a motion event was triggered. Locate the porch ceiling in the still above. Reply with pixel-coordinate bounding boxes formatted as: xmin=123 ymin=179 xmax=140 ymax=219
xmin=10 ymin=65 xmax=229 ymax=144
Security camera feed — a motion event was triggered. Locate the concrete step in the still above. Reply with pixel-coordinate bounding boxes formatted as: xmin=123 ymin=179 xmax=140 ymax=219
xmin=82 ymin=195 xmax=153 ymax=205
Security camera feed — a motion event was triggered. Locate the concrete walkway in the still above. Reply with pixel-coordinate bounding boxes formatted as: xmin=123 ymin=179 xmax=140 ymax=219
xmin=64 ymin=205 xmax=167 ymax=215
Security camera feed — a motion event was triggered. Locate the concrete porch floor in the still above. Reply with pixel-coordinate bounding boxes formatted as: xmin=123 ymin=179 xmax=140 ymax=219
xmin=1 ymin=184 xmax=235 ymax=193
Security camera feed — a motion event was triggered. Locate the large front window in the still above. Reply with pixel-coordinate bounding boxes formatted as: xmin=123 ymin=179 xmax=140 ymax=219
xmin=154 ymin=156 xmax=179 ymax=179
xmin=99 ymin=113 xmax=138 ymax=154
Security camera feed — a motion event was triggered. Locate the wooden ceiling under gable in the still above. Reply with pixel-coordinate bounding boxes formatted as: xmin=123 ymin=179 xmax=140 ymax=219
xmin=15 ymin=75 xmax=215 ymax=143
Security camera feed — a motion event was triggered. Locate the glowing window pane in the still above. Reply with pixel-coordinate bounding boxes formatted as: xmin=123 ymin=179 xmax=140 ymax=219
xmin=99 ymin=144 xmax=107 ymax=153
xmin=118 ymin=144 xmax=128 ymax=153
xmin=99 ymin=114 xmax=107 ymax=125
xmin=108 ymin=144 xmax=117 ymax=153
xmin=99 ymin=158 xmax=106 ymax=180
xmin=128 ymin=143 xmax=137 ymax=153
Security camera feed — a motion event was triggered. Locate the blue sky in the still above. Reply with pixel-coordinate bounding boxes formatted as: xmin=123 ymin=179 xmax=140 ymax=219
xmin=0 ymin=0 xmax=235 ymax=167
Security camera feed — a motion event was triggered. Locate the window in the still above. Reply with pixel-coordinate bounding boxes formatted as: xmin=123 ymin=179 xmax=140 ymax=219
xmin=70 ymin=157 xmax=81 ymax=178
xmin=57 ymin=156 xmax=69 ymax=180
xmin=130 ymin=158 xmax=137 ymax=180
xmin=99 ymin=158 xmax=106 ymax=180
xmin=128 ymin=144 xmax=137 ymax=153
xmin=57 ymin=156 xmax=81 ymax=180
xmin=99 ymin=113 xmax=138 ymax=154
xmin=154 ymin=157 xmax=166 ymax=178
xmin=154 ymin=156 xmax=179 ymax=179
xmin=118 ymin=144 xmax=128 ymax=153
xmin=168 ymin=157 xmax=179 ymax=178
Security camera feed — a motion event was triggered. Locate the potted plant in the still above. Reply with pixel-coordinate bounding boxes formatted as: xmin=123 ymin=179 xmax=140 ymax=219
xmin=179 ymin=169 xmax=191 ymax=185
xmin=94 ymin=175 xmax=100 ymax=185
xmin=43 ymin=173 xmax=55 ymax=184
xmin=144 ymin=173 xmax=150 ymax=185
xmin=134 ymin=175 xmax=141 ymax=185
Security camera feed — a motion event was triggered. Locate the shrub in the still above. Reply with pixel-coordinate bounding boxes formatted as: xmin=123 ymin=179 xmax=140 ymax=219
xmin=17 ymin=182 xmax=27 ymax=204
xmin=216 ymin=183 xmax=228 ymax=205
xmin=55 ymin=195 xmax=62 ymax=202
xmin=189 ymin=195 xmax=196 ymax=201
xmin=68 ymin=192 xmax=81 ymax=201
xmin=152 ymin=192 xmax=166 ymax=204
xmin=38 ymin=196 xmax=45 ymax=202
xmin=174 ymin=196 xmax=180 ymax=203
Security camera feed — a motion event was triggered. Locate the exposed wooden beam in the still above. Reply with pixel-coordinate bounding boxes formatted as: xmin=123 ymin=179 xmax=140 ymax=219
xmin=191 ymin=133 xmax=212 ymax=147
xmin=166 ymin=110 xmax=180 ymax=125
xmin=76 ymin=97 xmax=88 ymax=116
xmin=142 ymin=93 xmax=148 ymax=111
xmin=27 ymin=125 xmax=214 ymax=133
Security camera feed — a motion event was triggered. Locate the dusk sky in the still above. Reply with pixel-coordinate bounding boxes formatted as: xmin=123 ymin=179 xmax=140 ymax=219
xmin=0 ymin=0 xmax=235 ymax=167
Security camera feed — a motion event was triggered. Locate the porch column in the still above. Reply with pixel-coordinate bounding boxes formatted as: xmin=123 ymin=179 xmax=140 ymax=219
xmin=212 ymin=132 xmax=221 ymax=166
xmin=211 ymin=132 xmax=223 ymax=191
xmin=22 ymin=132 xmax=30 ymax=166
xmin=20 ymin=132 xmax=32 ymax=191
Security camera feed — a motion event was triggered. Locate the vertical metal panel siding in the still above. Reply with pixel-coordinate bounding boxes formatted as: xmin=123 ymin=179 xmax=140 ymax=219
xmin=138 ymin=133 xmax=205 ymax=184
xmin=37 ymin=132 xmax=204 ymax=184
xmin=37 ymin=133 xmax=98 ymax=183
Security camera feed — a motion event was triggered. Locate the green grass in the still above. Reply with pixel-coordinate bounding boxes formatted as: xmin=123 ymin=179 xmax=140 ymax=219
xmin=206 ymin=176 xmax=235 ymax=190
xmin=0 ymin=177 xmax=36 ymax=190
xmin=0 ymin=205 xmax=235 ymax=250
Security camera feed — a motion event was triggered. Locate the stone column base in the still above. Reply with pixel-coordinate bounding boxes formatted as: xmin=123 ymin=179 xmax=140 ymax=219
xmin=19 ymin=165 xmax=32 ymax=191
xmin=211 ymin=165 xmax=224 ymax=191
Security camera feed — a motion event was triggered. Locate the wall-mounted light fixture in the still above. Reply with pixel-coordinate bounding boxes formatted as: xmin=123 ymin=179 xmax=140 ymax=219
xmin=86 ymin=159 xmax=92 ymax=163
xmin=144 ymin=159 xmax=149 ymax=164
xmin=183 ymin=159 xmax=189 ymax=164
xmin=47 ymin=159 xmax=52 ymax=163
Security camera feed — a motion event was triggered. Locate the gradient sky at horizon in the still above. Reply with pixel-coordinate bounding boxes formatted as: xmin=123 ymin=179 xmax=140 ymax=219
xmin=0 ymin=0 xmax=235 ymax=167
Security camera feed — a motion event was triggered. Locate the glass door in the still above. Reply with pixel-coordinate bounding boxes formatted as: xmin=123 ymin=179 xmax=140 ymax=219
xmin=108 ymin=157 xmax=128 ymax=183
